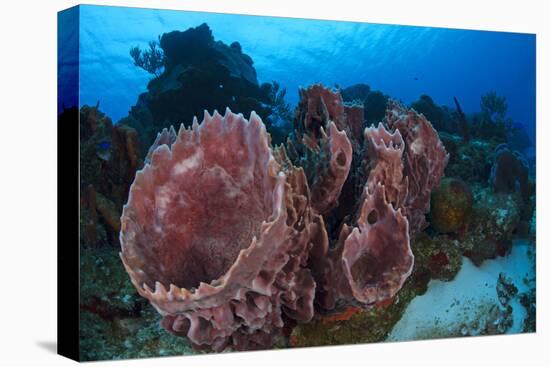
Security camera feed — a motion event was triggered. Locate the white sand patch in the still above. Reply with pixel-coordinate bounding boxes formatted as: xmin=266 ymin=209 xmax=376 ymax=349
xmin=387 ymin=240 xmax=535 ymax=341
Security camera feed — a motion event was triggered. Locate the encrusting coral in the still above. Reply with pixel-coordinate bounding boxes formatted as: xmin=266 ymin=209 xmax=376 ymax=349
xmin=120 ymin=84 xmax=448 ymax=351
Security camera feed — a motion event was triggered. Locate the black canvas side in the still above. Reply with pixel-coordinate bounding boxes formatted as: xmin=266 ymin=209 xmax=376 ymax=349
xmin=57 ymin=5 xmax=80 ymax=362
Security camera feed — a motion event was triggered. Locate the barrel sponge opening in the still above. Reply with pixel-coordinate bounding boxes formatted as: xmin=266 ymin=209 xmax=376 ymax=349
xmin=342 ymin=184 xmax=414 ymax=305
xmin=120 ymin=108 xmax=283 ymax=292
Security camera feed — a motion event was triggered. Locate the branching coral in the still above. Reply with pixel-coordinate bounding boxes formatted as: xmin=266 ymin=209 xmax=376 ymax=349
xmin=130 ymin=39 xmax=165 ymax=77
xmin=120 ymin=84 xmax=448 ymax=351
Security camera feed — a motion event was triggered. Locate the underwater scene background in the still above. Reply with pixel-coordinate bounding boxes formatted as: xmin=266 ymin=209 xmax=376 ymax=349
xmin=60 ymin=4 xmax=536 ymax=361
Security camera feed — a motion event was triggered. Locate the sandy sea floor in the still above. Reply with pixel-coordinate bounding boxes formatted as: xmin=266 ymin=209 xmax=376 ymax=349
xmin=388 ymin=239 xmax=535 ymax=341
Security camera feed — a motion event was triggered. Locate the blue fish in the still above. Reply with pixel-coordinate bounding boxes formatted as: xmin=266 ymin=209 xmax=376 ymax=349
xmin=97 ymin=140 xmax=111 ymax=150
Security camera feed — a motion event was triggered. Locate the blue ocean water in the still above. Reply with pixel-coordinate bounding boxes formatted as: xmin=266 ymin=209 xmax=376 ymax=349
xmin=70 ymin=5 xmax=535 ymax=152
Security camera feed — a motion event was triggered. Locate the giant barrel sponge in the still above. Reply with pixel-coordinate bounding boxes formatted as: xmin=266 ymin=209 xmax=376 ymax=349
xmin=120 ymin=85 xmax=448 ymax=351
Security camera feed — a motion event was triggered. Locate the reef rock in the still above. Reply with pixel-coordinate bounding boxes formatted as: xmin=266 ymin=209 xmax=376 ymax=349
xmin=430 ymin=177 xmax=473 ymax=234
xmin=124 ymin=23 xmax=277 ymax=148
xmin=79 ymin=104 xmax=143 ymax=248
xmin=411 ymin=233 xmax=463 ymax=282
xmin=440 ymin=133 xmax=494 ymax=184
xmin=458 ymin=187 xmax=522 ymax=265
xmin=161 ymin=23 xmax=258 ymax=85
xmin=490 ymin=144 xmax=529 ymax=202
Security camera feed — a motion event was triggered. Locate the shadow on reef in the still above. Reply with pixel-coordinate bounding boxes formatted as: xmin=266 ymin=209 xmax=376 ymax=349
xmin=77 ymin=23 xmax=536 ymax=359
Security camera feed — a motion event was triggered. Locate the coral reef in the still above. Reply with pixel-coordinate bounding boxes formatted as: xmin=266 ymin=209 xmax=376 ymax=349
xmin=440 ymin=133 xmax=494 ymax=183
xmin=288 ymin=85 xmax=354 ymax=214
xmin=80 ymin=104 xmax=144 ymax=248
xmin=470 ymin=91 xmax=513 ymax=144
xmin=480 ymin=90 xmax=508 ymax=122
xmin=75 ymin=80 xmax=533 ymax=356
xmin=340 ymin=84 xmax=389 ymax=125
xmin=457 ymin=187 xmax=522 ymax=266
xmin=120 ymin=84 xmax=450 ymax=351
xmin=412 ymin=233 xmax=463 ymax=282
xmin=364 ymin=122 xmax=405 ymax=207
xmin=490 ymin=144 xmax=529 ymax=202
xmin=76 ymin=24 xmax=536 ymax=357
xmin=519 ymin=288 xmax=536 ymax=332
xmin=79 ymin=247 xmax=195 ymax=361
xmin=289 ymin=231 xmax=461 ymax=348
xmin=340 ymin=83 xmax=370 ymax=103
xmin=288 ymin=276 xmax=421 ymax=347
xmin=410 ymin=94 xmax=459 ymax=135
xmin=496 ymin=273 xmax=518 ymax=305
xmin=292 ymin=84 xmax=348 ymax=149
xmin=453 ymin=96 xmax=471 ymax=143
xmin=411 ymin=94 xmax=445 ymax=132
xmin=489 ymin=144 xmax=535 ymax=235
xmin=309 ymin=184 xmax=413 ymax=310
xmin=123 ymin=23 xmax=286 ymax=148
xmin=430 ymin=177 xmax=473 ymax=234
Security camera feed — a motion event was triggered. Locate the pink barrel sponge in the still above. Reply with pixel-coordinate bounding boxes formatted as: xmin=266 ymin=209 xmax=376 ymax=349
xmin=119 ymin=85 xmax=448 ymax=351
xmin=120 ymin=109 xmax=315 ymax=351
xmin=385 ymin=100 xmax=449 ymax=236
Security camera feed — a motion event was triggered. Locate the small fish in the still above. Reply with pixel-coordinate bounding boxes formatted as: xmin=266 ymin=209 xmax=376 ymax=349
xmin=413 ymin=77 xmax=419 ymax=81
xmin=97 ymin=140 xmax=112 ymax=161
xmin=97 ymin=140 xmax=111 ymax=150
